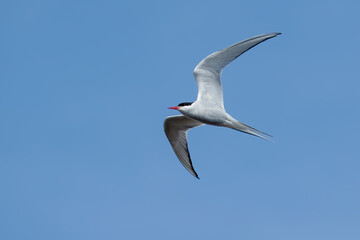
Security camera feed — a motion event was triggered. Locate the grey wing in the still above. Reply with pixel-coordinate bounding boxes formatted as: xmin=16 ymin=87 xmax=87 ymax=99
xmin=194 ymin=32 xmax=281 ymax=108
xmin=164 ymin=115 xmax=204 ymax=179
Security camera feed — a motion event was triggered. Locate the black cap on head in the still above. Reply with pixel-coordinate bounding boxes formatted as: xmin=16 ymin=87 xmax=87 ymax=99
xmin=178 ymin=102 xmax=193 ymax=107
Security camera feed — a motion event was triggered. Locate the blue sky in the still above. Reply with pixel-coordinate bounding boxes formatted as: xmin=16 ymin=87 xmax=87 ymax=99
xmin=1 ymin=0 xmax=360 ymax=239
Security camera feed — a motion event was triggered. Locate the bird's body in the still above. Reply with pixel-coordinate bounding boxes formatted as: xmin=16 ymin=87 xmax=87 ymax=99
xmin=179 ymin=101 xmax=228 ymax=126
xmin=164 ymin=33 xmax=280 ymax=178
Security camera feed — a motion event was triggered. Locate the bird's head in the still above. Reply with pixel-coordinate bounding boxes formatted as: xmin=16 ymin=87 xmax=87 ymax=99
xmin=168 ymin=102 xmax=193 ymax=112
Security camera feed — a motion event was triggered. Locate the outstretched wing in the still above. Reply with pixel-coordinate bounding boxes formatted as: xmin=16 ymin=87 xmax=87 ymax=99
xmin=164 ymin=115 xmax=204 ymax=179
xmin=194 ymin=33 xmax=281 ymax=108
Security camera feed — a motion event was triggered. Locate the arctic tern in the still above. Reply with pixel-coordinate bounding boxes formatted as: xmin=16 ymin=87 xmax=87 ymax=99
xmin=164 ymin=33 xmax=280 ymax=179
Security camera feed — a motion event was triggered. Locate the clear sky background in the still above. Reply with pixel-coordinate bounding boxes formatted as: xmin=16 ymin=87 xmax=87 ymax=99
xmin=1 ymin=0 xmax=359 ymax=239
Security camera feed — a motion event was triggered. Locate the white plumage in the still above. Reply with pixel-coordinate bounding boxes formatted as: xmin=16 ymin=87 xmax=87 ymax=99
xmin=164 ymin=33 xmax=280 ymax=178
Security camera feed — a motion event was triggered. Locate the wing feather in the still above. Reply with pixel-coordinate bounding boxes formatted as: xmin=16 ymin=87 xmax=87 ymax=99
xmin=194 ymin=33 xmax=281 ymax=108
xmin=164 ymin=115 xmax=204 ymax=178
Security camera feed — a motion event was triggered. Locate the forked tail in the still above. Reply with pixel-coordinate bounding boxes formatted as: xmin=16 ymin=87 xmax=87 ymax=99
xmin=231 ymin=121 xmax=272 ymax=141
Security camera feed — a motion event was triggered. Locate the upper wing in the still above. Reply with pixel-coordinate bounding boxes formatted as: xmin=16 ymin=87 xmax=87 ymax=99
xmin=194 ymin=32 xmax=281 ymax=108
xmin=164 ymin=115 xmax=204 ymax=179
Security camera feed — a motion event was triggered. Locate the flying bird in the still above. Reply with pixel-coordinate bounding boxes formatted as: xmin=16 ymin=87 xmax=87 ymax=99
xmin=164 ymin=33 xmax=280 ymax=179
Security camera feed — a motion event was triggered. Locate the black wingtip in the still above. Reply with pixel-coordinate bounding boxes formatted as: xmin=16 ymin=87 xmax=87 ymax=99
xmin=266 ymin=32 xmax=281 ymax=38
xmin=269 ymin=32 xmax=281 ymax=37
xmin=192 ymin=171 xmax=200 ymax=179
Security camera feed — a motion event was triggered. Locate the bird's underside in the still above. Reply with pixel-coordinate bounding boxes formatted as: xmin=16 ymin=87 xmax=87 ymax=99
xmin=164 ymin=32 xmax=280 ymax=178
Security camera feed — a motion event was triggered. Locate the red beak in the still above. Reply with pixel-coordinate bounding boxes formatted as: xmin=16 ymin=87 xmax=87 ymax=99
xmin=168 ymin=106 xmax=179 ymax=110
